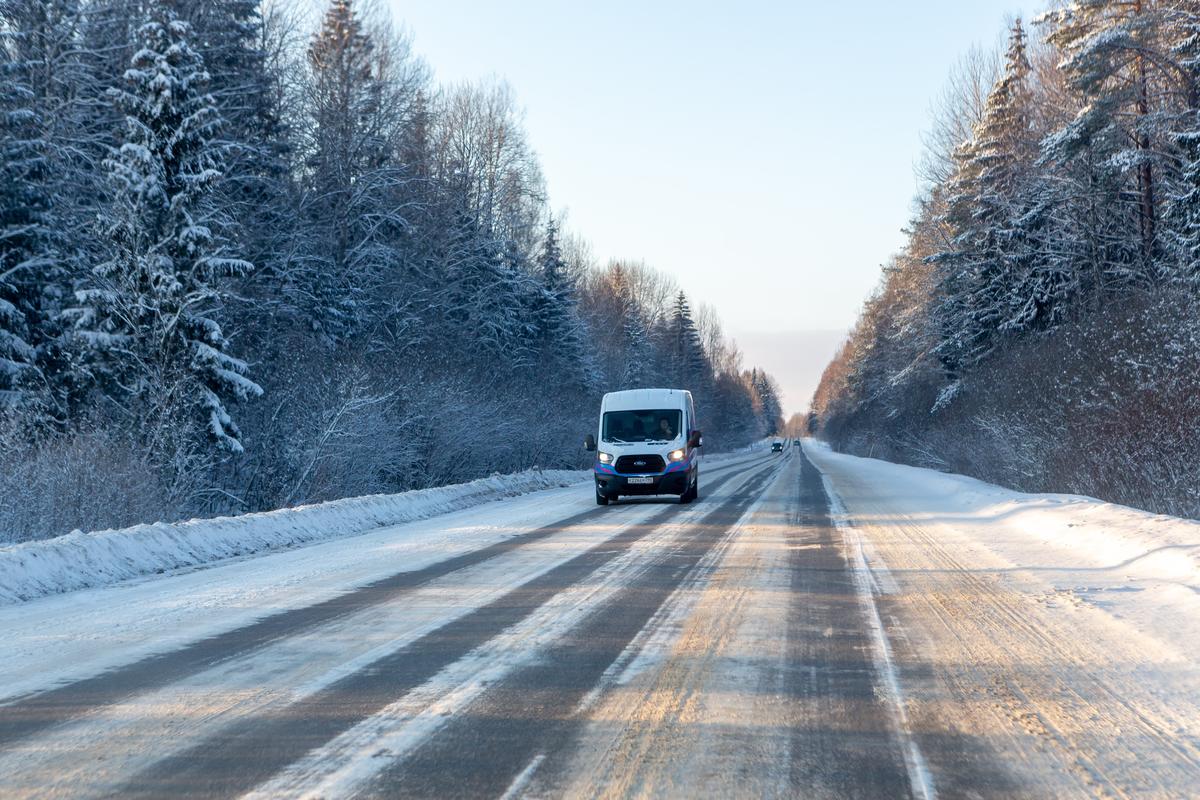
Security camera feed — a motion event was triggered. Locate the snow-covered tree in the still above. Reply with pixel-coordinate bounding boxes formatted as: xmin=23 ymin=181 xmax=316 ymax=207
xmin=666 ymin=291 xmax=711 ymax=396
xmin=431 ymin=79 xmax=546 ymax=259
xmin=748 ymin=367 xmax=784 ymax=436
xmin=179 ymin=0 xmax=294 ymax=271
xmin=0 ymin=0 xmax=95 ymax=417
xmin=1166 ymin=4 xmax=1200 ymax=284
xmin=531 ymin=217 xmax=588 ymax=383
xmin=0 ymin=28 xmax=46 ymax=407
xmin=1040 ymin=0 xmax=1170 ymax=280
xmin=297 ymin=0 xmax=425 ymax=342
xmin=932 ymin=19 xmax=1075 ymax=381
xmin=619 ymin=293 xmax=653 ymax=389
xmin=70 ymin=7 xmax=260 ymax=452
xmin=428 ymin=198 xmax=532 ymax=366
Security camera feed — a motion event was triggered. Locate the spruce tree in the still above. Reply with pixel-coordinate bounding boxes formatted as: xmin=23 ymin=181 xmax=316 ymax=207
xmin=0 ymin=0 xmax=87 ymax=416
xmin=302 ymin=0 xmax=414 ymax=342
xmin=619 ymin=287 xmax=652 ymax=389
xmin=0 ymin=32 xmax=45 ymax=407
xmin=748 ymin=368 xmax=783 ymax=437
xmin=436 ymin=200 xmax=531 ymax=367
xmin=932 ymin=19 xmax=1067 ymax=380
xmin=1041 ymin=0 xmax=1167 ymax=280
xmin=179 ymin=0 xmax=294 ymax=279
xmin=531 ymin=218 xmax=587 ymax=381
xmin=70 ymin=7 xmax=260 ymax=452
xmin=1167 ymin=7 xmax=1200 ymax=285
xmin=667 ymin=291 xmax=710 ymax=394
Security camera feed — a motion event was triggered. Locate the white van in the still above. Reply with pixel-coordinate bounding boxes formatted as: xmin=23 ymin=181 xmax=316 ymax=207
xmin=584 ymin=388 xmax=702 ymax=505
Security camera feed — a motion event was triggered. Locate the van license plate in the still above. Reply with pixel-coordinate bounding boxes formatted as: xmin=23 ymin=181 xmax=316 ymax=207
xmin=627 ymin=476 xmax=654 ymax=484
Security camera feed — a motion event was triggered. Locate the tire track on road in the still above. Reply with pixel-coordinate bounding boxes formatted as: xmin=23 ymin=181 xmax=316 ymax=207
xmin=888 ymin=512 xmax=1200 ymax=798
xmin=0 ymin=453 xmax=768 ymax=751
xmin=784 ymin=450 xmax=917 ymax=799
xmin=810 ymin=447 xmax=1200 ymax=799
xmin=108 ymin=461 xmax=779 ymax=800
xmin=352 ymin=459 xmax=784 ymax=799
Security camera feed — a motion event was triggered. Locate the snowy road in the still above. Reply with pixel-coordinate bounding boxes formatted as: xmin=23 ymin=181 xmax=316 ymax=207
xmin=1 ymin=445 xmax=1199 ymax=798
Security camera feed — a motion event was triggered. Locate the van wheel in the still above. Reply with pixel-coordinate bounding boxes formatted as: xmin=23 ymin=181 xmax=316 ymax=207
xmin=681 ymin=475 xmax=699 ymax=504
xmin=596 ymin=488 xmax=609 ymax=506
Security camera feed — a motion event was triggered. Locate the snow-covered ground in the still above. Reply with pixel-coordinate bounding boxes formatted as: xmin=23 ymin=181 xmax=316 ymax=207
xmin=0 ymin=451 xmax=762 ymax=702
xmin=0 ymin=448 xmax=767 ymax=609
xmin=806 ymin=440 xmax=1200 ymax=797
xmin=0 ymin=469 xmax=589 ymax=606
xmin=6 ymin=442 xmax=1197 ymax=798
xmin=0 ymin=477 xmax=588 ymax=703
xmin=0 ymin=452 xmax=781 ymax=798
xmin=806 ymin=440 xmax=1200 ymax=668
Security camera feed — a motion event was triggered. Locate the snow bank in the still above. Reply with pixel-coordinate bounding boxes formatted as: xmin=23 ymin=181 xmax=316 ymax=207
xmin=0 ymin=469 xmax=588 ymax=607
xmin=805 ymin=440 xmax=1200 ymax=657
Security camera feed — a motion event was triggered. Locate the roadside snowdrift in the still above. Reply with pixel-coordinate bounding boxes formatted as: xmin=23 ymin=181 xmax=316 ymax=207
xmin=805 ymin=440 xmax=1200 ymax=657
xmin=0 ymin=469 xmax=587 ymax=606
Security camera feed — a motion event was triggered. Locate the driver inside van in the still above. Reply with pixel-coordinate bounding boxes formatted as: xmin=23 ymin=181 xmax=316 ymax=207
xmin=657 ymin=417 xmax=675 ymax=440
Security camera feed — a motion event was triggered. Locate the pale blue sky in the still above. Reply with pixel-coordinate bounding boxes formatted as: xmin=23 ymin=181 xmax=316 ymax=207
xmin=386 ymin=0 xmax=1042 ymax=412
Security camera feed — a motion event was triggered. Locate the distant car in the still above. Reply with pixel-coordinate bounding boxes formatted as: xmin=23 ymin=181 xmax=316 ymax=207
xmin=793 ymin=439 xmax=801 ymax=447
xmin=771 ymin=441 xmax=784 ymax=453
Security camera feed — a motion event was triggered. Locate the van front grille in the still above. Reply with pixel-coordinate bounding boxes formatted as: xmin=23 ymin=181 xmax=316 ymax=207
xmin=615 ymin=454 xmax=666 ymax=474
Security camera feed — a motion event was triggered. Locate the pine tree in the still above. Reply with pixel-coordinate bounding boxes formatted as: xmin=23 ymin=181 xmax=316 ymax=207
xmin=1166 ymin=5 xmax=1200 ymax=284
xmin=1040 ymin=0 xmax=1168 ymax=280
xmin=932 ymin=19 xmax=1070 ymax=380
xmin=667 ymin=292 xmax=710 ymax=394
xmin=531 ymin=218 xmax=587 ymax=381
xmin=619 ymin=284 xmax=652 ymax=389
xmin=301 ymin=0 xmax=413 ymax=341
xmin=69 ymin=7 xmax=260 ymax=452
xmin=0 ymin=0 xmax=91 ymax=416
xmin=0 ymin=28 xmax=46 ymax=407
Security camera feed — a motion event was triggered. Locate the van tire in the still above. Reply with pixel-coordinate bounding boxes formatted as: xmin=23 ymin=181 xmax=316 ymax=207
xmin=596 ymin=488 xmax=609 ymax=506
xmin=681 ymin=472 xmax=700 ymax=503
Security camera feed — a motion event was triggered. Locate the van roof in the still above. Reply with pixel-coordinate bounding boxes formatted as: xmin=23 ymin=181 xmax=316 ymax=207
xmin=601 ymin=388 xmax=691 ymax=412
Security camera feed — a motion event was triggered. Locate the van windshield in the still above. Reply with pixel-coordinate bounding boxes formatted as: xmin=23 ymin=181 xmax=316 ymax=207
xmin=602 ymin=409 xmax=682 ymax=443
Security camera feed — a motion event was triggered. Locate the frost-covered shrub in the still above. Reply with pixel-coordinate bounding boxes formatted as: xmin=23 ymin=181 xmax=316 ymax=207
xmin=821 ymin=287 xmax=1200 ymax=520
xmin=0 ymin=419 xmax=201 ymax=544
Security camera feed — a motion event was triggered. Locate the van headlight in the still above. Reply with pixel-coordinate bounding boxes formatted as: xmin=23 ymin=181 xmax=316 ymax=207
xmin=598 ymin=452 xmax=614 ymax=464
xmin=668 ymin=449 xmax=685 ymax=462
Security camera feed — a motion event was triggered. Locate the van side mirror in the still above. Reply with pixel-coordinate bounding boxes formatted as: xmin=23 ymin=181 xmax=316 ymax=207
xmin=688 ymin=430 xmax=702 ymax=448
xmin=584 ymin=434 xmax=596 ymax=452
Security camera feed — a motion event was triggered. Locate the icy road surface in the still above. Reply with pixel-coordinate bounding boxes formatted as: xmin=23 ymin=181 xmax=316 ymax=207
xmin=1 ymin=445 xmax=1198 ymax=798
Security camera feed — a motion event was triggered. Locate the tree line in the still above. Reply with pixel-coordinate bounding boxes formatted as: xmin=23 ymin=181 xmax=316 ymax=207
xmin=0 ymin=0 xmax=784 ymax=542
xmin=813 ymin=2 xmax=1200 ymax=519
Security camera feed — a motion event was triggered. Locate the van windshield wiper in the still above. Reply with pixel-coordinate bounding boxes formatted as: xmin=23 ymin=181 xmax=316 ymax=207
xmin=605 ymin=436 xmax=631 ymax=444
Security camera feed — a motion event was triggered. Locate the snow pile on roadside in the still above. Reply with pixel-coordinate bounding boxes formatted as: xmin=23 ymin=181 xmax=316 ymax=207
xmin=805 ymin=440 xmax=1200 ymax=654
xmin=0 ymin=469 xmax=588 ymax=607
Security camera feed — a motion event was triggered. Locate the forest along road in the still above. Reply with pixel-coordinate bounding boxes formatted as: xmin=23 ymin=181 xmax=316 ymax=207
xmin=1 ymin=446 xmax=1195 ymax=798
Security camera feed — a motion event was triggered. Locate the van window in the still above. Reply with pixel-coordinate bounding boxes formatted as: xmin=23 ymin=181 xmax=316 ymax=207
xmin=602 ymin=410 xmax=682 ymax=443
